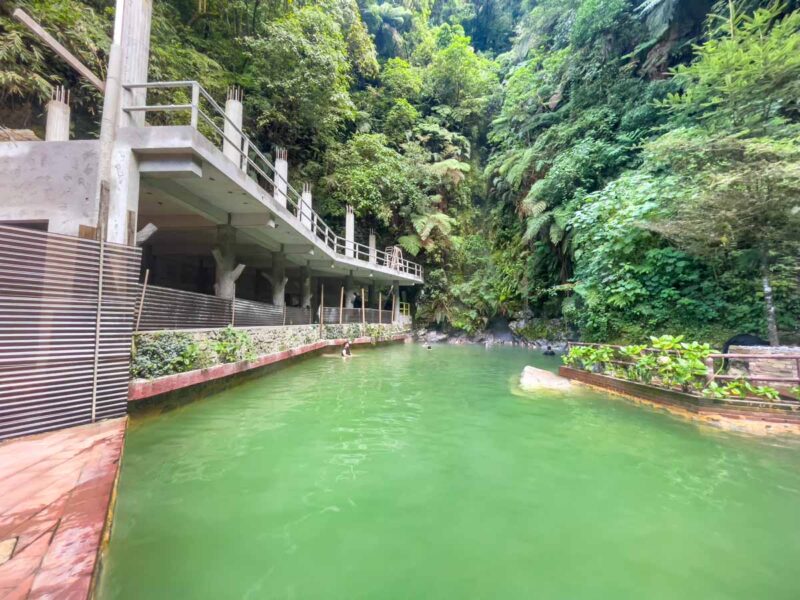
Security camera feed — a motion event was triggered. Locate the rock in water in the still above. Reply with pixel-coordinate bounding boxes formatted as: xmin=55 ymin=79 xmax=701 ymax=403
xmin=519 ymin=366 xmax=572 ymax=391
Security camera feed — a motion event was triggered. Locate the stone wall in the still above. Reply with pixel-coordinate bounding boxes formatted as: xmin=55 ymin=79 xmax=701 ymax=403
xmin=138 ymin=322 xmax=408 ymax=369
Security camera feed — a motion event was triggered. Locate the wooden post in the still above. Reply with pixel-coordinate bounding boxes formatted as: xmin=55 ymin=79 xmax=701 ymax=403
xmin=283 ymin=304 xmax=287 ymax=326
xmin=231 ymin=283 xmax=236 ymax=326
xmin=134 ymin=268 xmax=150 ymax=332
xmin=391 ymin=287 xmax=397 ymax=324
xmin=319 ymin=284 xmax=324 ymax=337
xmin=339 ymin=286 xmax=344 ymax=325
xmin=361 ymin=288 xmax=366 ymax=325
xmin=378 ymin=292 xmax=382 ymax=325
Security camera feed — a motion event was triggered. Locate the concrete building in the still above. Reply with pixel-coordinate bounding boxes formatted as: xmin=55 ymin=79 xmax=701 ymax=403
xmin=0 ymin=0 xmax=422 ymax=320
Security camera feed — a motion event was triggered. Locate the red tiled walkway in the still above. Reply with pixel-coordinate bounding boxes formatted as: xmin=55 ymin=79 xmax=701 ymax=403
xmin=0 ymin=418 xmax=126 ymax=600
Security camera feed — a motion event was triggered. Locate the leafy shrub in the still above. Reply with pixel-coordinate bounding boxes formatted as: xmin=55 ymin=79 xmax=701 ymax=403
xmin=131 ymin=332 xmax=209 ymax=379
xmin=211 ymin=326 xmax=255 ymax=364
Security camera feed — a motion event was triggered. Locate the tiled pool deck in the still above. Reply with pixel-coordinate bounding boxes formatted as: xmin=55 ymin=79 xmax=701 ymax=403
xmin=0 ymin=418 xmax=126 ymax=599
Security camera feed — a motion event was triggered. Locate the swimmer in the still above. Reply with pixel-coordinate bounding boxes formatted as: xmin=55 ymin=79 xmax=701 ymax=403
xmin=542 ymin=344 xmax=556 ymax=356
xmin=341 ymin=341 xmax=352 ymax=358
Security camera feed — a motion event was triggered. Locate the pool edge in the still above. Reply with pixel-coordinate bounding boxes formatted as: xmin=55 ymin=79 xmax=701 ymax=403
xmin=559 ymin=366 xmax=800 ymax=436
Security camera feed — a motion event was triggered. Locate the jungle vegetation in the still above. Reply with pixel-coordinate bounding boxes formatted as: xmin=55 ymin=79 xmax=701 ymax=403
xmin=2 ymin=0 xmax=799 ymax=343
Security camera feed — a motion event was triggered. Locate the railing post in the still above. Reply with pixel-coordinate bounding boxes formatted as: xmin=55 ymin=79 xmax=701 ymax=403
xmin=190 ymin=82 xmax=199 ymax=129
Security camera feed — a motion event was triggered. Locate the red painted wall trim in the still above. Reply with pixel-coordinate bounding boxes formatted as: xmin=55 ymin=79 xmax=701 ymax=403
xmin=129 ymin=334 xmax=409 ymax=402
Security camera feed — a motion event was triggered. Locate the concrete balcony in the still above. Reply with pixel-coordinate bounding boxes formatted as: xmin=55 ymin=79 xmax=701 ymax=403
xmin=122 ymin=81 xmax=423 ymax=286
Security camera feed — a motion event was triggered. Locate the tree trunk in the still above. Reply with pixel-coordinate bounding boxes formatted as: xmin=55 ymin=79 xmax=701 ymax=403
xmin=760 ymin=253 xmax=780 ymax=346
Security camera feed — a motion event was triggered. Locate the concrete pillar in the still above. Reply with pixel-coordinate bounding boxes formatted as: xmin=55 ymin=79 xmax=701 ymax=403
xmin=392 ymin=279 xmax=401 ymax=323
xmin=344 ymin=274 xmax=356 ymax=309
xmin=368 ymin=283 xmax=376 ymax=309
xmin=260 ymin=252 xmax=287 ymax=306
xmin=274 ymin=148 xmax=288 ymax=208
xmin=345 ymin=205 xmax=355 ymax=258
xmin=105 ymin=0 xmax=153 ymax=244
xmin=45 ymin=86 xmax=70 ymax=141
xmin=368 ymin=230 xmax=377 ymax=264
xmin=222 ymin=87 xmax=243 ymax=166
xmin=118 ymin=0 xmax=153 ymax=128
xmin=301 ymin=267 xmax=313 ymax=309
xmin=212 ymin=225 xmax=245 ymax=299
xmin=300 ymin=183 xmax=313 ymax=230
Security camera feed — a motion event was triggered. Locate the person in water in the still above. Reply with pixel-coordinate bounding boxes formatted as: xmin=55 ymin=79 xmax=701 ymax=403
xmin=341 ymin=341 xmax=352 ymax=357
xmin=543 ymin=345 xmax=556 ymax=356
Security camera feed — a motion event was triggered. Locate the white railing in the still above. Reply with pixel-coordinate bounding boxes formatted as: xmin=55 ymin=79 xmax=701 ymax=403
xmin=121 ymin=81 xmax=423 ymax=280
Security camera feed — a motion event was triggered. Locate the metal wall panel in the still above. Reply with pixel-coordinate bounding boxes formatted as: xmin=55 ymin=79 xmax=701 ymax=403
xmin=135 ymin=285 xmax=232 ymax=331
xmin=135 ymin=286 xmax=392 ymax=330
xmin=0 ymin=225 xmax=141 ymax=440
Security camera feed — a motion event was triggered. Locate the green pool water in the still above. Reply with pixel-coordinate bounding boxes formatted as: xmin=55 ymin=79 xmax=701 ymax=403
xmin=100 ymin=344 xmax=800 ymax=599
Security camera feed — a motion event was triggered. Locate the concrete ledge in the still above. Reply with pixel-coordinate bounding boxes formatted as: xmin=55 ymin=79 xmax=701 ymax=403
xmin=560 ymin=366 xmax=800 ymax=435
xmin=129 ymin=334 xmax=409 ymax=403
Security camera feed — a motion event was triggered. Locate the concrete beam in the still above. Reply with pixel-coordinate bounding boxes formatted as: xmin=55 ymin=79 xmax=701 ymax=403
xmin=230 ymin=212 xmax=275 ymax=228
xmin=139 ymin=214 xmax=213 ymax=230
xmin=138 ymin=154 xmax=202 ymax=178
xmin=144 ymin=179 xmax=228 ymax=224
xmin=282 ymin=244 xmax=315 ymax=255
xmin=136 ymin=222 xmax=157 ymax=245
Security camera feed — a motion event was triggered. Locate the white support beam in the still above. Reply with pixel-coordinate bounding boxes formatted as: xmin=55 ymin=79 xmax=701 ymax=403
xmin=282 ymin=244 xmax=315 ymax=255
xmin=230 ymin=212 xmax=276 ymax=228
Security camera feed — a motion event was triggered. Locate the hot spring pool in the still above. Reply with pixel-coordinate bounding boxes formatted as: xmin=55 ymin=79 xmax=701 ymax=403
xmin=99 ymin=344 xmax=800 ymax=599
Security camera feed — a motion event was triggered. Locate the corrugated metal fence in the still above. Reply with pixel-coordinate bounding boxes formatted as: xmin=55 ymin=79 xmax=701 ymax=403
xmin=0 ymin=225 xmax=141 ymax=440
xmin=134 ymin=285 xmax=394 ymax=331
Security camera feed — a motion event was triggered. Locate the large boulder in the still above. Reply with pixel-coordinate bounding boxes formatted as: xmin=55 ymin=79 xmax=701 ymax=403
xmin=519 ymin=366 xmax=573 ymax=391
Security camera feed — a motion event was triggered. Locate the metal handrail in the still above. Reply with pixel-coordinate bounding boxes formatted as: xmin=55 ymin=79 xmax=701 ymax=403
xmin=121 ymin=81 xmax=424 ymax=280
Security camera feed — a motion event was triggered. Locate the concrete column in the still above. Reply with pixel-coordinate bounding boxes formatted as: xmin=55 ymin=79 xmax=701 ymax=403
xmin=212 ymin=225 xmax=245 ymax=299
xmin=300 ymin=183 xmax=313 ymax=230
xmin=300 ymin=267 xmax=313 ymax=309
xmin=368 ymin=230 xmax=377 ymax=264
xmin=260 ymin=252 xmax=287 ymax=306
xmin=222 ymin=87 xmax=243 ymax=166
xmin=274 ymin=148 xmax=288 ymax=208
xmin=344 ymin=274 xmax=356 ymax=309
xmin=118 ymin=0 xmax=153 ymax=128
xmin=105 ymin=0 xmax=153 ymax=244
xmin=368 ymin=283 xmax=376 ymax=309
xmin=392 ymin=279 xmax=401 ymax=323
xmin=45 ymin=86 xmax=70 ymax=141
xmin=345 ymin=205 xmax=355 ymax=258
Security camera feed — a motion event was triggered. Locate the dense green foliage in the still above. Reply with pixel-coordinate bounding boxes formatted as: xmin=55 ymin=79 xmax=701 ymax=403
xmin=3 ymin=0 xmax=798 ymax=344
xmin=563 ymin=336 xmax=791 ymax=401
